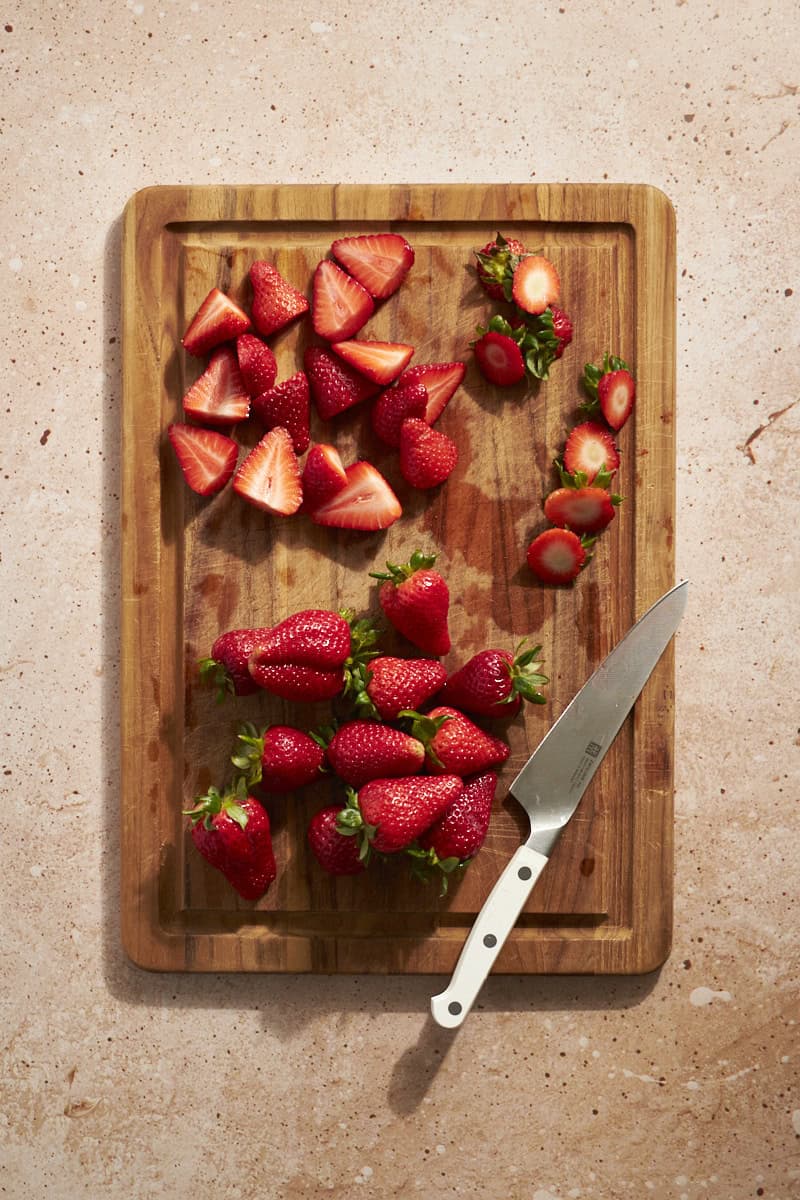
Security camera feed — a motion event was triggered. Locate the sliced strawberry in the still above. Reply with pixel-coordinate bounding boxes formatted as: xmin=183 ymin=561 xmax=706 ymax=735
xmin=232 ymin=426 xmax=303 ymax=515
xmin=249 ymin=260 xmax=309 ymax=337
xmin=511 ymin=255 xmax=560 ymax=316
xmin=543 ymin=486 xmax=618 ymax=534
xmin=398 ymin=361 xmax=465 ymax=424
xmin=562 ymin=422 xmax=620 ymax=485
xmin=181 ymin=288 xmax=251 ymax=358
xmin=236 ymin=334 xmax=278 ymax=397
xmin=304 ymin=346 xmax=381 ymax=420
xmin=598 ymin=369 xmax=636 ymax=431
xmin=526 ymin=528 xmax=588 ymax=584
xmin=399 ymin=418 xmax=458 ymax=489
xmin=371 ymin=380 xmax=427 ymax=447
xmin=309 ymin=461 xmax=401 ymax=531
xmin=251 ymin=371 xmax=310 ymax=454
xmin=473 ymin=330 xmax=526 ymax=386
xmin=182 ymin=346 xmax=251 ymax=427
xmin=311 ymin=259 xmax=374 ymax=341
xmin=330 ymin=233 xmax=415 ymax=299
xmin=301 ymin=443 xmax=348 ymax=511
xmin=167 ymin=423 xmax=238 ymax=495
xmin=332 ymin=340 xmax=414 ymax=385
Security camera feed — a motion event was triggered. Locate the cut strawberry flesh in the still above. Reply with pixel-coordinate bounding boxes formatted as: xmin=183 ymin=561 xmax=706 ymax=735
xmin=511 ymin=255 xmax=560 ymax=316
xmin=167 ymin=423 xmax=238 ymax=495
xmin=332 ymin=340 xmax=414 ymax=385
xmin=232 ymin=426 xmax=302 ymax=515
xmin=598 ymin=369 xmax=636 ymax=430
xmin=182 ymin=287 xmax=251 ymax=357
xmin=182 ymin=346 xmax=251 ymax=427
xmin=563 ymin=422 xmax=619 ymax=483
xmin=330 ymin=233 xmax=414 ymax=299
xmin=474 ymin=331 xmax=525 ymax=386
xmin=399 ymin=361 xmax=466 ymax=424
xmin=543 ymin=486 xmax=616 ymax=534
xmin=526 ymin=528 xmax=586 ymax=584
xmin=312 ymin=259 xmax=374 ymax=341
xmin=309 ymin=461 xmax=401 ymax=530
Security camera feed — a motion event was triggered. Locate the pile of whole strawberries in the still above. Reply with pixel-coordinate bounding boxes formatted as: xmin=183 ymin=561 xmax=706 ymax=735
xmin=186 ymin=552 xmax=548 ymax=899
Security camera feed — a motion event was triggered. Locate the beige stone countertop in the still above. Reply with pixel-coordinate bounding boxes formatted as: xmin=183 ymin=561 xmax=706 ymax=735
xmin=2 ymin=1 xmax=798 ymax=1197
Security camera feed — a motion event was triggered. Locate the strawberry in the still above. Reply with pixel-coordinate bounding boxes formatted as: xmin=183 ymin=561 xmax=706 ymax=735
xmin=311 ymin=259 xmax=374 ymax=341
xmin=167 ymin=423 xmax=238 ymax=496
xmin=475 ymin=233 xmax=529 ymax=301
xmin=183 ymin=780 xmax=276 ymax=900
xmin=543 ymin=485 xmax=619 ymax=534
xmin=300 ymin=443 xmax=348 ymax=510
xmin=324 ymin=720 xmax=426 ymax=788
xmin=406 ymin=706 xmax=510 ymax=777
xmin=477 ymin=311 xmax=563 ymax=383
xmin=231 ymin=720 xmax=325 ymax=793
xmin=562 ymin=421 xmax=619 ymax=486
xmin=409 ymin=771 xmax=498 ymax=889
xmin=336 ymin=774 xmax=464 ymax=856
xmin=304 ymin=346 xmax=382 ymax=420
xmin=250 ymin=371 xmax=310 ymax=454
xmin=526 ymin=528 xmax=590 ymax=585
xmin=248 ymin=609 xmax=379 ymax=703
xmin=181 ymin=287 xmax=251 ymax=357
xmin=351 ymin=655 xmax=448 ymax=722
xmin=438 ymin=644 xmax=548 ymax=719
xmin=308 ymin=806 xmax=367 ymax=875
xmin=370 ymin=550 xmax=451 ymax=657
xmin=398 ymin=361 xmax=466 ymax=424
xmin=332 ymin=340 xmax=414 ymax=385
xmin=248 ymin=662 xmax=346 ymax=703
xmin=581 ymin=353 xmax=636 ymax=431
xmin=511 ymin=255 xmax=560 ymax=315
xmin=249 ymin=260 xmax=309 ymax=337
xmin=371 ymin=380 xmax=428 ymax=447
xmin=330 ymin=232 xmax=415 ymax=299
xmin=182 ymin=346 xmax=250 ymax=427
xmin=308 ymin=461 xmax=402 ymax=531
xmin=236 ymin=333 xmax=278 ymax=397
xmin=473 ymin=330 xmax=526 ymax=386
xmin=232 ymin=426 xmax=303 ymax=516
xmin=550 ymin=304 xmax=574 ymax=359
xmin=198 ymin=626 xmax=273 ymax=700
xmin=399 ymin=418 xmax=458 ymax=489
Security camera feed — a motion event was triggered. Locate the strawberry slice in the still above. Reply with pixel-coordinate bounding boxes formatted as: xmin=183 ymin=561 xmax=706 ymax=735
xmin=398 ymin=361 xmax=465 ymax=424
xmin=182 ymin=346 xmax=251 ymax=427
xmin=309 ymin=461 xmax=401 ymax=531
xmin=371 ymin=380 xmax=427 ymax=447
xmin=598 ymin=369 xmax=636 ymax=431
xmin=232 ymin=426 xmax=302 ymax=515
xmin=236 ymin=334 xmax=278 ymax=397
xmin=312 ymin=260 xmax=374 ymax=341
xmin=473 ymin=330 xmax=526 ymax=386
xmin=330 ymin=233 xmax=414 ymax=299
xmin=181 ymin=288 xmax=251 ymax=358
xmin=511 ymin=255 xmax=560 ymax=315
xmin=167 ymin=423 xmax=238 ymax=495
xmin=332 ymin=340 xmax=414 ymax=385
xmin=304 ymin=346 xmax=381 ymax=420
xmin=251 ymin=371 xmax=310 ymax=454
xmin=399 ymin=418 xmax=458 ymax=489
xmin=301 ymin=443 xmax=348 ymax=511
xmin=249 ymin=260 xmax=309 ymax=337
xmin=543 ymin=486 xmax=618 ymax=534
xmin=562 ymin=422 xmax=620 ymax=485
xmin=526 ymin=528 xmax=589 ymax=584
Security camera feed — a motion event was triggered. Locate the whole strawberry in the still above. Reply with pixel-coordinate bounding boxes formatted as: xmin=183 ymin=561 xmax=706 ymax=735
xmin=475 ymin=233 xmax=529 ymax=301
xmin=232 ymin=720 xmax=325 ymax=793
xmin=183 ymin=780 xmax=276 ymax=900
xmin=406 ymin=706 xmax=510 ymax=777
xmin=438 ymin=643 xmax=548 ymax=718
xmin=198 ymin=627 xmax=273 ymax=701
xmin=308 ymin=806 xmax=367 ymax=876
xmin=324 ymin=720 xmax=428 ymax=789
xmin=351 ymin=656 xmax=447 ymax=721
xmin=370 ymin=551 xmax=451 ymax=657
xmin=248 ymin=608 xmax=379 ymax=703
xmin=408 ymin=771 xmax=498 ymax=891
xmin=336 ymin=774 xmax=464 ymax=855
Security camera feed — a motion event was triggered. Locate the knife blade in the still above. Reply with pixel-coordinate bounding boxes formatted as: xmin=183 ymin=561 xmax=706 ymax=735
xmin=430 ymin=580 xmax=688 ymax=1028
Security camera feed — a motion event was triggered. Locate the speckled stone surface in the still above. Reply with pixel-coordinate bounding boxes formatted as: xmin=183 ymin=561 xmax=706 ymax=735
xmin=2 ymin=1 xmax=798 ymax=1197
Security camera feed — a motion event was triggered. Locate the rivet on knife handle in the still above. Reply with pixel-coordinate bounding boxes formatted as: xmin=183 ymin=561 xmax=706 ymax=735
xmin=430 ymin=844 xmax=549 ymax=1028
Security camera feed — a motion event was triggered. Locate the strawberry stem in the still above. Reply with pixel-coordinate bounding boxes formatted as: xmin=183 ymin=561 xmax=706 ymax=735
xmin=335 ymin=788 xmax=376 ymax=862
xmin=197 ymin=656 xmax=234 ymax=703
xmin=369 ymin=549 xmax=438 ymax=585
xmin=182 ymin=778 xmax=250 ymax=832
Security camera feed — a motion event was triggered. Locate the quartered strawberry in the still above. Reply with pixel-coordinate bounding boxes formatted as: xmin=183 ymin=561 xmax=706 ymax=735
xmin=543 ymin=486 xmax=618 ymax=534
xmin=167 ymin=423 xmax=238 ymax=496
xmin=183 ymin=780 xmax=276 ymax=900
xmin=182 ymin=346 xmax=251 ymax=427
xmin=324 ymin=720 xmax=425 ymax=788
xmin=511 ymin=255 xmax=560 ymax=315
xmin=475 ymin=233 xmax=529 ymax=301
xmin=249 ymin=260 xmax=309 ymax=337
xmin=410 ymin=770 xmax=498 ymax=890
xmin=231 ymin=720 xmax=325 ymax=793
xmin=336 ymin=774 xmax=464 ymax=856
xmin=351 ymin=655 xmax=448 ymax=722
xmin=250 ymin=371 xmax=310 ymax=454
xmin=232 ymin=426 xmax=303 ymax=515
xmin=371 ymin=379 xmax=428 ymax=447
xmin=407 ymin=706 xmax=510 ymax=778
xmin=300 ymin=443 xmax=348 ymax=510
xmin=236 ymin=333 xmax=278 ymax=397
xmin=526 ymin=528 xmax=590 ymax=584
xmin=399 ymin=418 xmax=458 ymax=489
xmin=198 ymin=626 xmax=273 ymax=700
xmin=473 ymin=330 xmax=526 ymax=386
xmin=304 ymin=346 xmax=382 ymax=420
xmin=399 ymin=361 xmax=466 ymax=424
xmin=330 ymin=233 xmax=415 ymax=299
xmin=550 ymin=305 xmax=574 ymax=359
xmin=581 ymin=354 xmax=636 ymax=431
xmin=370 ymin=550 xmax=451 ymax=657
xmin=332 ymin=339 xmax=414 ymax=385
xmin=308 ymin=461 xmax=402 ymax=531
xmin=182 ymin=287 xmax=251 ymax=357
xmin=439 ymin=644 xmax=548 ymax=719
xmin=308 ymin=806 xmax=367 ymax=875
xmin=311 ymin=259 xmax=374 ymax=341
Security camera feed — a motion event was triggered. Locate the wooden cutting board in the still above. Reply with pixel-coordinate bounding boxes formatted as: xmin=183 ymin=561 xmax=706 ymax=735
xmin=120 ymin=183 xmax=676 ymax=974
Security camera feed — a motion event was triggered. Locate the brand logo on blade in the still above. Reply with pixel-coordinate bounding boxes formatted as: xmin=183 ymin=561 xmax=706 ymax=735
xmin=585 ymin=741 xmax=602 ymax=758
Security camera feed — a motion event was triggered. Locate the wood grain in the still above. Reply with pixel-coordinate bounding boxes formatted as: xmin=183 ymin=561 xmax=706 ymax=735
xmin=121 ymin=184 xmax=676 ymax=974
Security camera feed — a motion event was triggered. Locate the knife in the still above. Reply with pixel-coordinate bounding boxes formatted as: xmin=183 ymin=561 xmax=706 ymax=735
xmin=430 ymin=580 xmax=688 ymax=1028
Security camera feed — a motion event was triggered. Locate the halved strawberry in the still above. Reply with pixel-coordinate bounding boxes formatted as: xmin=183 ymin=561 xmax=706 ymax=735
xmin=308 ymin=461 xmax=401 ymax=530
xmin=236 ymin=334 xmax=278 ymax=396
xmin=371 ymin=380 xmax=427 ymax=447
xmin=332 ymin=340 xmax=414 ymax=385
xmin=251 ymin=371 xmax=310 ymax=454
xmin=182 ymin=346 xmax=251 ymax=427
xmin=304 ymin=346 xmax=381 ymax=420
xmin=598 ymin=369 xmax=636 ymax=431
xmin=312 ymin=259 xmax=374 ymax=341
xmin=511 ymin=255 xmax=560 ymax=316
xmin=526 ymin=528 xmax=589 ymax=584
xmin=543 ymin=486 xmax=618 ymax=534
xmin=249 ymin=260 xmax=309 ymax=337
xmin=181 ymin=288 xmax=251 ymax=358
xmin=398 ymin=361 xmax=465 ymax=424
xmin=562 ymin=422 xmax=620 ymax=485
xmin=473 ymin=330 xmax=526 ymax=386
xmin=232 ymin=426 xmax=302 ymax=515
xmin=167 ymin=423 xmax=238 ymax=495
xmin=399 ymin=418 xmax=458 ymax=489
xmin=301 ymin=443 xmax=348 ymax=511
xmin=330 ymin=233 xmax=415 ymax=299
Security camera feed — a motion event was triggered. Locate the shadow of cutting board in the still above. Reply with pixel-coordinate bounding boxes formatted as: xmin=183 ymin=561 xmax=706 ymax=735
xmin=120 ymin=183 xmax=676 ymax=974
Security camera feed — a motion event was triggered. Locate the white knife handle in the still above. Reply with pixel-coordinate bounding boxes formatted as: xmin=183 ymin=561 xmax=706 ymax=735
xmin=431 ymin=844 xmax=549 ymax=1028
